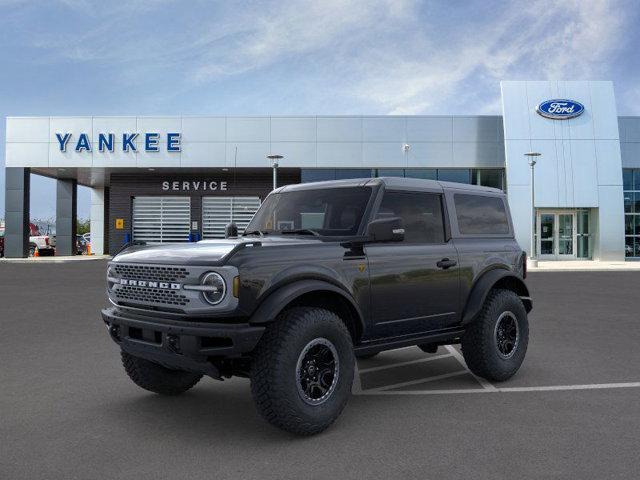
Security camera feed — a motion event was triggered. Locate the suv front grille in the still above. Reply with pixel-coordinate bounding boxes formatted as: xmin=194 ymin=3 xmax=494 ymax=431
xmin=113 ymin=264 xmax=189 ymax=282
xmin=116 ymin=285 xmax=190 ymax=306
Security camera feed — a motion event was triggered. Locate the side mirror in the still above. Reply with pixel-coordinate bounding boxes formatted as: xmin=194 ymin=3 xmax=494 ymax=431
xmin=365 ymin=217 xmax=405 ymax=243
xmin=225 ymin=222 xmax=238 ymax=238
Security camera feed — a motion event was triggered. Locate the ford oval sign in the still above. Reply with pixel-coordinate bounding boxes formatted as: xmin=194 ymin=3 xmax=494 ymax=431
xmin=536 ymin=99 xmax=584 ymax=120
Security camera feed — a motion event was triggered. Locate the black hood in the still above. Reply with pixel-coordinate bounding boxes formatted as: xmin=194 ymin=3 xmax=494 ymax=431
xmin=112 ymin=236 xmax=324 ymax=265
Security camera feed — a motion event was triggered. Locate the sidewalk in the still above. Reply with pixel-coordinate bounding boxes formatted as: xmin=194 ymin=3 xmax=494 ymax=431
xmin=0 ymin=255 xmax=111 ymax=263
xmin=529 ymin=260 xmax=640 ymax=272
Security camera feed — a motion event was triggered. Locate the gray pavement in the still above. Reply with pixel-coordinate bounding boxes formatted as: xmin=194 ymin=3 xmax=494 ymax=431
xmin=2 ymin=261 xmax=640 ymax=479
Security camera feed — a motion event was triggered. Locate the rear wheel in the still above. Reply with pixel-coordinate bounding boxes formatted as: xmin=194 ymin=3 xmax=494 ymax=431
xmin=121 ymin=352 xmax=202 ymax=395
xmin=461 ymin=289 xmax=529 ymax=382
xmin=250 ymin=307 xmax=355 ymax=435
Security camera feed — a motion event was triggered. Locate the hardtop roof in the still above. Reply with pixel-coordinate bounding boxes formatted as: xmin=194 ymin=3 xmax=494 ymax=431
xmin=277 ymin=176 xmax=504 ymax=195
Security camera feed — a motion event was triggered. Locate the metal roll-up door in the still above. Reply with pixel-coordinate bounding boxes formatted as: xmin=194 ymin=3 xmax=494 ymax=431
xmin=202 ymin=196 xmax=261 ymax=238
xmin=132 ymin=196 xmax=191 ymax=243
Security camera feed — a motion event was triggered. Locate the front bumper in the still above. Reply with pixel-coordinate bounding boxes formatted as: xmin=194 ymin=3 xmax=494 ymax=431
xmin=101 ymin=307 xmax=265 ymax=377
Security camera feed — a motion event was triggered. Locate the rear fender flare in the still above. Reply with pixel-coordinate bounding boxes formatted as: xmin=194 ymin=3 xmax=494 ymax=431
xmin=462 ymin=269 xmax=532 ymax=325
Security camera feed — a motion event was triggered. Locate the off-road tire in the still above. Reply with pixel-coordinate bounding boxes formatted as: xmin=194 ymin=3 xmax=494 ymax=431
xmin=250 ymin=307 xmax=355 ymax=435
xmin=121 ymin=351 xmax=202 ymax=395
xmin=461 ymin=288 xmax=528 ymax=382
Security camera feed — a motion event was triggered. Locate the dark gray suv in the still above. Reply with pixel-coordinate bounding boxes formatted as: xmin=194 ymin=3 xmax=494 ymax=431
xmin=102 ymin=177 xmax=532 ymax=435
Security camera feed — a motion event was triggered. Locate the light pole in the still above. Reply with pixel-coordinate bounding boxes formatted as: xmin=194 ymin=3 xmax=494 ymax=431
xmin=267 ymin=154 xmax=283 ymax=191
xmin=525 ymin=152 xmax=541 ymax=267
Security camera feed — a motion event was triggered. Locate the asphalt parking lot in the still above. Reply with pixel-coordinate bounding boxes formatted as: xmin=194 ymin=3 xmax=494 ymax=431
xmin=2 ymin=261 xmax=640 ymax=479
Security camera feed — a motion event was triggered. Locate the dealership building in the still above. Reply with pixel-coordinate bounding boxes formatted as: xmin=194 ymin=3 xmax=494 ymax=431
xmin=4 ymin=80 xmax=640 ymax=260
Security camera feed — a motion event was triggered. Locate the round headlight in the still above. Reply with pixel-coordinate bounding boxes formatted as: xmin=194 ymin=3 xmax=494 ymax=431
xmin=201 ymin=272 xmax=226 ymax=305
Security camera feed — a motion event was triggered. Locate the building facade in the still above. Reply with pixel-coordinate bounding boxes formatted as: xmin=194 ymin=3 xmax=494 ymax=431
xmin=4 ymin=80 xmax=640 ymax=260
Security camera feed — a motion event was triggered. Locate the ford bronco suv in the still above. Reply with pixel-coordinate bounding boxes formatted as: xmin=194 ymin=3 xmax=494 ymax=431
xmin=102 ymin=177 xmax=532 ymax=435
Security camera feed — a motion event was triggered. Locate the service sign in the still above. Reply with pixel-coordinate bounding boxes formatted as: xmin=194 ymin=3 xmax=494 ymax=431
xmin=536 ymin=99 xmax=584 ymax=120
xmin=55 ymin=132 xmax=181 ymax=153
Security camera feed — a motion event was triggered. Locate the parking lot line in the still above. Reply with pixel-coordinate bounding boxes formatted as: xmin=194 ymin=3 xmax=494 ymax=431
xmin=370 ymin=370 xmax=470 ymax=392
xmin=357 ymin=353 xmax=453 ymax=374
xmin=445 ymin=345 xmax=498 ymax=391
xmin=356 ymin=381 xmax=640 ymax=395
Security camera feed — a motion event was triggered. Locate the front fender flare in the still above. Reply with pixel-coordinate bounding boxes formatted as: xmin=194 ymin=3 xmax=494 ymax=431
xmin=249 ymin=279 xmax=365 ymax=330
xmin=461 ymin=269 xmax=532 ymax=325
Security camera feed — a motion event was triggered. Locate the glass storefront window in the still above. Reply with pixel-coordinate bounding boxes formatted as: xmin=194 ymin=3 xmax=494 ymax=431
xmin=471 ymin=169 xmax=504 ymax=190
xmin=377 ymin=169 xmax=405 ymax=178
xmin=623 ymin=169 xmax=634 ymax=190
xmin=302 ymin=168 xmax=505 ymax=191
xmin=437 ymin=169 xmax=470 ymax=183
xmin=405 ymin=169 xmax=437 ymax=180
xmin=335 ymin=169 xmax=373 ymax=180
xmin=623 ymin=168 xmax=640 ymax=259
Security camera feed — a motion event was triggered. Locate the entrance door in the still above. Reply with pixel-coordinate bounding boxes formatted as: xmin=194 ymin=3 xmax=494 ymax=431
xmin=537 ymin=211 xmax=577 ymax=260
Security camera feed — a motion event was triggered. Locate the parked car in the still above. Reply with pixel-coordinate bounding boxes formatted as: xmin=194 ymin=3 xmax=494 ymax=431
xmin=77 ymin=235 xmax=88 ymax=255
xmin=102 ymin=177 xmax=532 ymax=435
xmin=29 ymin=223 xmax=55 ymax=256
xmin=0 ymin=226 xmax=4 ymax=257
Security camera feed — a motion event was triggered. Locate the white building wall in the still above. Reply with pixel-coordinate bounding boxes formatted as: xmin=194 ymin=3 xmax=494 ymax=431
xmin=501 ymin=80 xmax=625 ymax=260
xmin=90 ymin=188 xmax=105 ymax=255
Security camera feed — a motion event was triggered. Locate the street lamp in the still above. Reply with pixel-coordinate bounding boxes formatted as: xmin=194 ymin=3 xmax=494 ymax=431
xmin=267 ymin=154 xmax=283 ymax=191
xmin=525 ymin=152 xmax=541 ymax=267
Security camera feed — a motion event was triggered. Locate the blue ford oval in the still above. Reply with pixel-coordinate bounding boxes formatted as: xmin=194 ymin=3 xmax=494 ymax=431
xmin=536 ymin=99 xmax=584 ymax=119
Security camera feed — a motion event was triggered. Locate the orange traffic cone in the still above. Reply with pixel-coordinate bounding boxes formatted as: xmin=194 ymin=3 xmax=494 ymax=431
xmin=87 ymin=243 xmax=92 ymax=256
xmin=33 ymin=246 xmax=39 ymax=257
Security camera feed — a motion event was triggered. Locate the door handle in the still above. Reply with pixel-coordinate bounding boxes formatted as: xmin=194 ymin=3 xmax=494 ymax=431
xmin=436 ymin=258 xmax=457 ymax=269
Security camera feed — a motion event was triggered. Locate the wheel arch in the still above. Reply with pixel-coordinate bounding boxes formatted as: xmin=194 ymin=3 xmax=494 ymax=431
xmin=461 ymin=268 xmax=532 ymax=325
xmin=249 ymin=279 xmax=365 ymax=343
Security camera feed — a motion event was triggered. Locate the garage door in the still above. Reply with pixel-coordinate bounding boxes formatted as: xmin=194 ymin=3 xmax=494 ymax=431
xmin=202 ymin=196 xmax=261 ymax=238
xmin=132 ymin=196 xmax=191 ymax=243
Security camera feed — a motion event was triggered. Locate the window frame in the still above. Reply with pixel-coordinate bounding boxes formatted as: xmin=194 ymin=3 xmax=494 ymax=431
xmin=369 ymin=187 xmax=450 ymax=245
xmin=446 ymin=190 xmax=513 ymax=238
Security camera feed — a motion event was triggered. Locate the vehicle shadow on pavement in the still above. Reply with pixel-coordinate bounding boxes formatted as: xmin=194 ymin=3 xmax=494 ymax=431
xmin=97 ymin=380 xmax=308 ymax=440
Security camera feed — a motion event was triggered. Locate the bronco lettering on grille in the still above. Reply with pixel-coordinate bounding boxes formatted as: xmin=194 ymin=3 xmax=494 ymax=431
xmin=119 ymin=279 xmax=181 ymax=290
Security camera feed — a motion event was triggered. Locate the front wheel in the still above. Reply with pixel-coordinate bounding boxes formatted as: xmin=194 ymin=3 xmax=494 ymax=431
xmin=250 ymin=307 xmax=355 ymax=435
xmin=461 ymin=289 xmax=529 ymax=382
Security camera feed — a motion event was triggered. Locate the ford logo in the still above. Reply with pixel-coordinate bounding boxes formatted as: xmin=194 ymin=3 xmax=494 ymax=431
xmin=536 ymin=99 xmax=584 ymax=120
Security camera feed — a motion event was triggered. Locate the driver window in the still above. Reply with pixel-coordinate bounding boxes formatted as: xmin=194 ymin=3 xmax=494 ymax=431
xmin=376 ymin=191 xmax=445 ymax=243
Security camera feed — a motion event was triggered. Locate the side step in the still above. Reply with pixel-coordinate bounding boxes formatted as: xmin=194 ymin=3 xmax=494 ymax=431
xmin=354 ymin=327 xmax=465 ymax=356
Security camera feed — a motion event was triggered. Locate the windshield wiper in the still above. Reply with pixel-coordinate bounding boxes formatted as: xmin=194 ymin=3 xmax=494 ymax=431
xmin=243 ymin=230 xmax=268 ymax=237
xmin=280 ymin=229 xmax=320 ymax=236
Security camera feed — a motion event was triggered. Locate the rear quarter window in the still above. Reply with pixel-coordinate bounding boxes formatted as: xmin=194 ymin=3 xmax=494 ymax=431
xmin=454 ymin=194 xmax=510 ymax=235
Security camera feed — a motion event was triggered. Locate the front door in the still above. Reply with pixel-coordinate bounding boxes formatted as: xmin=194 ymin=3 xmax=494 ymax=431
xmin=365 ymin=190 xmax=460 ymax=338
xmin=537 ymin=211 xmax=577 ymax=260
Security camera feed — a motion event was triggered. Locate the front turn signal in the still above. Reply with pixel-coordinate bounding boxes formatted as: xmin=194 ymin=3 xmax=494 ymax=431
xmin=233 ymin=276 xmax=240 ymax=298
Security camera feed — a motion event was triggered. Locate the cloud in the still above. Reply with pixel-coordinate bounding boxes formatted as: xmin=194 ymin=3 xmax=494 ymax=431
xmin=7 ymin=0 xmax=633 ymax=114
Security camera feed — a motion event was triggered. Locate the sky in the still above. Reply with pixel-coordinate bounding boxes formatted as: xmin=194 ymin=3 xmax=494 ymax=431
xmin=1 ymin=0 xmax=639 ymax=220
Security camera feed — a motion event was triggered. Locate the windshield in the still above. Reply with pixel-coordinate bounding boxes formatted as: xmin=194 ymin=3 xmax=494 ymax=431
xmin=245 ymin=187 xmax=373 ymax=237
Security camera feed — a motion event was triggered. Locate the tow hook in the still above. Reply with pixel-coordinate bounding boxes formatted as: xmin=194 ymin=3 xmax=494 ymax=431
xmin=167 ymin=334 xmax=181 ymax=353
xmin=107 ymin=324 xmax=121 ymax=342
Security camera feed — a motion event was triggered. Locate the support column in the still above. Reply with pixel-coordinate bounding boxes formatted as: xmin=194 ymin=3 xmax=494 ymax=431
xmin=90 ymin=187 xmax=105 ymax=255
xmin=4 ymin=168 xmax=30 ymax=258
xmin=55 ymin=179 xmax=77 ymax=256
